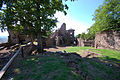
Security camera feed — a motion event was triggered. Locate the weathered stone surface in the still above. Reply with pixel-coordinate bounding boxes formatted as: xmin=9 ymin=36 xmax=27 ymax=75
xmin=77 ymin=38 xmax=84 ymax=46
xmin=7 ymin=23 xmax=75 ymax=47
xmin=8 ymin=29 xmax=31 ymax=45
xmin=77 ymin=38 xmax=94 ymax=47
xmin=95 ymin=30 xmax=120 ymax=50
xmin=45 ymin=23 xmax=75 ymax=47
xmin=8 ymin=30 xmax=19 ymax=44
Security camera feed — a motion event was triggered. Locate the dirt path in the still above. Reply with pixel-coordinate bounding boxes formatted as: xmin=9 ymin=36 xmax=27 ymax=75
xmin=44 ymin=46 xmax=70 ymax=52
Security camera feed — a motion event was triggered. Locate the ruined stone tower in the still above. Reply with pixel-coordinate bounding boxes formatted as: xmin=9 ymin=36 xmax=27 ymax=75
xmin=45 ymin=23 xmax=75 ymax=47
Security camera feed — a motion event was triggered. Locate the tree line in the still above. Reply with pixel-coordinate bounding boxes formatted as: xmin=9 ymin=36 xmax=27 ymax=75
xmin=76 ymin=0 xmax=120 ymax=40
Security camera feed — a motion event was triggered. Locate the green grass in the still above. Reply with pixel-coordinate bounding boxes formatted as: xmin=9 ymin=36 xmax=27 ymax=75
xmin=3 ymin=55 xmax=80 ymax=80
xmin=65 ymin=46 xmax=94 ymax=53
xmin=65 ymin=46 xmax=120 ymax=63
xmin=91 ymin=49 xmax=120 ymax=63
xmin=77 ymin=58 xmax=120 ymax=80
xmin=64 ymin=46 xmax=120 ymax=80
xmin=3 ymin=47 xmax=120 ymax=80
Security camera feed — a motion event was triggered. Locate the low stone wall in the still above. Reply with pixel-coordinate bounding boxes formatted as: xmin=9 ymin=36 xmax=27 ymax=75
xmin=77 ymin=38 xmax=94 ymax=47
xmin=77 ymin=38 xmax=84 ymax=46
xmin=95 ymin=30 xmax=120 ymax=50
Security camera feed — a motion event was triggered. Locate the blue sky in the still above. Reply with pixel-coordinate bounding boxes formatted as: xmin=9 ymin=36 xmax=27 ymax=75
xmin=0 ymin=0 xmax=104 ymax=36
xmin=55 ymin=0 xmax=104 ymax=35
xmin=66 ymin=0 xmax=104 ymax=25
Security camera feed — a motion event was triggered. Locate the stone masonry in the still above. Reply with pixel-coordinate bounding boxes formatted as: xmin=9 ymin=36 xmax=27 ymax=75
xmin=95 ymin=30 xmax=120 ymax=50
xmin=8 ymin=29 xmax=31 ymax=45
xmin=77 ymin=38 xmax=94 ymax=47
xmin=7 ymin=23 xmax=75 ymax=47
xmin=45 ymin=23 xmax=75 ymax=47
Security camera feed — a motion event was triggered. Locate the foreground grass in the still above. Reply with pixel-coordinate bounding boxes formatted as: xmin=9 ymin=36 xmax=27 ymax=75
xmin=2 ymin=47 xmax=120 ymax=80
xmin=65 ymin=46 xmax=120 ymax=80
xmin=3 ymin=55 xmax=80 ymax=80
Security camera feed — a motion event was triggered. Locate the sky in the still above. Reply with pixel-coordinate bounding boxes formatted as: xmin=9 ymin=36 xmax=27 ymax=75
xmin=55 ymin=0 xmax=104 ymax=35
xmin=0 ymin=0 xmax=104 ymax=36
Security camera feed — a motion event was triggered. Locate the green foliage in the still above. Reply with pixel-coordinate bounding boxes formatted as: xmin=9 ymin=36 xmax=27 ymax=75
xmin=87 ymin=0 xmax=120 ymax=39
xmin=93 ymin=0 xmax=120 ymax=31
xmin=80 ymin=32 xmax=86 ymax=40
xmin=0 ymin=0 xmax=75 ymax=52
xmin=0 ymin=0 xmax=68 ymax=34
xmin=0 ymin=0 xmax=73 ymax=35
xmin=77 ymin=32 xmax=93 ymax=40
xmin=76 ymin=34 xmax=81 ymax=38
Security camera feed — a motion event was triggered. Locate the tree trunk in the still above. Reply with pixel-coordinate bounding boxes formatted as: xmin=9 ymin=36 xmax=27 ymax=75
xmin=37 ymin=30 xmax=43 ymax=53
xmin=30 ymin=34 xmax=34 ymax=45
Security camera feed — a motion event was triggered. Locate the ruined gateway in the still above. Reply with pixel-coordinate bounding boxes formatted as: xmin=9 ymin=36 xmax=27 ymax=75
xmin=8 ymin=23 xmax=75 ymax=47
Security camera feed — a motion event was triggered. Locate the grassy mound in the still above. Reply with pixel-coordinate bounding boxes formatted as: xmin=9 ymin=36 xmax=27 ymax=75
xmin=2 ymin=54 xmax=81 ymax=80
xmin=2 ymin=47 xmax=120 ymax=80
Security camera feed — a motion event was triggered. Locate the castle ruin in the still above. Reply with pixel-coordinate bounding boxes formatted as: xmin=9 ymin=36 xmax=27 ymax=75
xmin=7 ymin=23 xmax=75 ymax=47
xmin=45 ymin=23 xmax=75 ymax=47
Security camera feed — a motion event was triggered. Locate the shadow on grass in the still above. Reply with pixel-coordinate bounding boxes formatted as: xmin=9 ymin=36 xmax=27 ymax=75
xmin=101 ymin=56 xmax=120 ymax=63
xmin=2 ymin=51 xmax=120 ymax=80
xmin=42 ymin=51 xmax=120 ymax=80
xmin=50 ymin=51 xmax=120 ymax=80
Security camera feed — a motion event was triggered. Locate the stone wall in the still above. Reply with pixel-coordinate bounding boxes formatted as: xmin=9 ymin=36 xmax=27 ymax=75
xmin=77 ymin=38 xmax=84 ymax=46
xmin=95 ymin=30 xmax=120 ymax=50
xmin=7 ymin=23 xmax=75 ymax=47
xmin=77 ymin=38 xmax=94 ymax=47
xmin=45 ymin=23 xmax=75 ymax=47
xmin=8 ymin=29 xmax=31 ymax=45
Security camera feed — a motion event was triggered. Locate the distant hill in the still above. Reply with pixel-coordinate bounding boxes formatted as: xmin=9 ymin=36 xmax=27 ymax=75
xmin=0 ymin=36 xmax=8 ymax=44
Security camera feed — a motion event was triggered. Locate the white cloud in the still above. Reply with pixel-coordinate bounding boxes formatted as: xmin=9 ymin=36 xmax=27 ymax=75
xmin=0 ymin=12 xmax=90 ymax=36
xmin=55 ymin=12 xmax=90 ymax=35
xmin=0 ymin=30 xmax=9 ymax=36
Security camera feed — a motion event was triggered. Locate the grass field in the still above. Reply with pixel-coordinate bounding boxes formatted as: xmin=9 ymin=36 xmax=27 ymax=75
xmin=65 ymin=47 xmax=120 ymax=79
xmin=65 ymin=46 xmax=120 ymax=63
xmin=3 ymin=54 xmax=81 ymax=80
xmin=65 ymin=46 xmax=94 ymax=53
xmin=2 ymin=47 xmax=120 ymax=80
xmin=91 ymin=49 xmax=120 ymax=63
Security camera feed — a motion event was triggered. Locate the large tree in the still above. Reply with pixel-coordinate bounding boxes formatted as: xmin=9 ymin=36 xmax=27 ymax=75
xmin=93 ymin=0 xmax=120 ymax=32
xmin=0 ymin=0 xmax=74 ymax=52
xmin=86 ymin=0 xmax=120 ymax=40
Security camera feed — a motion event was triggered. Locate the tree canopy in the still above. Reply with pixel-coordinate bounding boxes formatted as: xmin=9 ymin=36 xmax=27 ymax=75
xmin=93 ymin=0 xmax=120 ymax=31
xmin=0 ymin=0 xmax=74 ymax=52
xmin=84 ymin=0 xmax=120 ymax=40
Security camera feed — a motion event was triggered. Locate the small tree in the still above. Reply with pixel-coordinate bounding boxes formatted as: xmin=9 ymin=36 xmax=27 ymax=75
xmin=76 ymin=34 xmax=81 ymax=38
